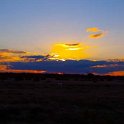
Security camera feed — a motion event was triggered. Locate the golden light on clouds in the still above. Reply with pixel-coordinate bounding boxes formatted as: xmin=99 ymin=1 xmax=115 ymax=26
xmin=86 ymin=27 xmax=106 ymax=39
xmin=0 ymin=49 xmax=28 ymax=62
xmin=0 ymin=53 xmax=23 ymax=62
xmin=2 ymin=69 xmax=46 ymax=73
xmin=50 ymin=43 xmax=90 ymax=60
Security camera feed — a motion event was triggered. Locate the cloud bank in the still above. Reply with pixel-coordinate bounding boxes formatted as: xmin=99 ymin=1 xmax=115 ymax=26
xmin=0 ymin=48 xmax=124 ymax=76
xmin=1 ymin=59 xmax=124 ymax=76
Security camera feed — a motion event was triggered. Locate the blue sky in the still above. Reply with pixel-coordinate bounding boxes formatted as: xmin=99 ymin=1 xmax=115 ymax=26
xmin=0 ymin=0 xmax=124 ymax=59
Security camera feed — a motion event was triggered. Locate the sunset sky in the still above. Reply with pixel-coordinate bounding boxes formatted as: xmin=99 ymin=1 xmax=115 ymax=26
xmin=0 ymin=0 xmax=124 ymax=59
xmin=0 ymin=0 xmax=124 ymax=75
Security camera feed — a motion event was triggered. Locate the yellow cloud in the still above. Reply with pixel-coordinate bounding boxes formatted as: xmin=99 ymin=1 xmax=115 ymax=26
xmin=86 ymin=27 xmax=106 ymax=39
xmin=86 ymin=27 xmax=101 ymax=32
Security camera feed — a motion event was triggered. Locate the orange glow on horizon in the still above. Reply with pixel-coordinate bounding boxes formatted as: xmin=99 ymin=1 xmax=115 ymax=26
xmin=0 ymin=65 xmax=46 ymax=73
xmin=4 ymin=69 xmax=46 ymax=73
xmin=50 ymin=43 xmax=90 ymax=60
xmin=0 ymin=65 xmax=8 ymax=71
xmin=105 ymin=71 xmax=124 ymax=76
xmin=0 ymin=63 xmax=46 ymax=74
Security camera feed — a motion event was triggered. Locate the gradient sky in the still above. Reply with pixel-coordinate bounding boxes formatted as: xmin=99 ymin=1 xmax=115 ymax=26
xmin=0 ymin=0 xmax=124 ymax=59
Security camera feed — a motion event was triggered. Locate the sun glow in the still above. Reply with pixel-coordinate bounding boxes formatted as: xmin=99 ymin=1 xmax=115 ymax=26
xmin=50 ymin=43 xmax=90 ymax=60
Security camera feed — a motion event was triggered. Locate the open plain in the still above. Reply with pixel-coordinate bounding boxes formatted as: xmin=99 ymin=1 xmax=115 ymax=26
xmin=0 ymin=73 xmax=124 ymax=124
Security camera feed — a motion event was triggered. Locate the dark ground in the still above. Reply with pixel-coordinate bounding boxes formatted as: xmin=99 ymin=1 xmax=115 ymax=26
xmin=0 ymin=73 xmax=124 ymax=124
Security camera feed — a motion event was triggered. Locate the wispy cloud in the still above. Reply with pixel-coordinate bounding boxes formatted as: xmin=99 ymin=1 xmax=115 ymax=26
xmin=0 ymin=48 xmax=50 ymax=62
xmin=0 ymin=49 xmax=28 ymax=62
xmin=88 ymin=33 xmax=104 ymax=39
xmin=0 ymin=55 xmax=23 ymax=62
xmin=86 ymin=27 xmax=106 ymax=39
xmin=86 ymin=27 xmax=101 ymax=32
xmin=0 ymin=49 xmax=27 ymax=54
xmin=92 ymin=64 xmax=124 ymax=68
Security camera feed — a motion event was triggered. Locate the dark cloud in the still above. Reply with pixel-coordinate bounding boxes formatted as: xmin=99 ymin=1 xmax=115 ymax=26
xmin=65 ymin=43 xmax=80 ymax=46
xmin=2 ymin=60 xmax=124 ymax=75
xmin=21 ymin=55 xmax=50 ymax=62
xmin=89 ymin=33 xmax=104 ymax=39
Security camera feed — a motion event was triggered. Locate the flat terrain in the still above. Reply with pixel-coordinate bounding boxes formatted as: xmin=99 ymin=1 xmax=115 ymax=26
xmin=0 ymin=73 xmax=124 ymax=124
